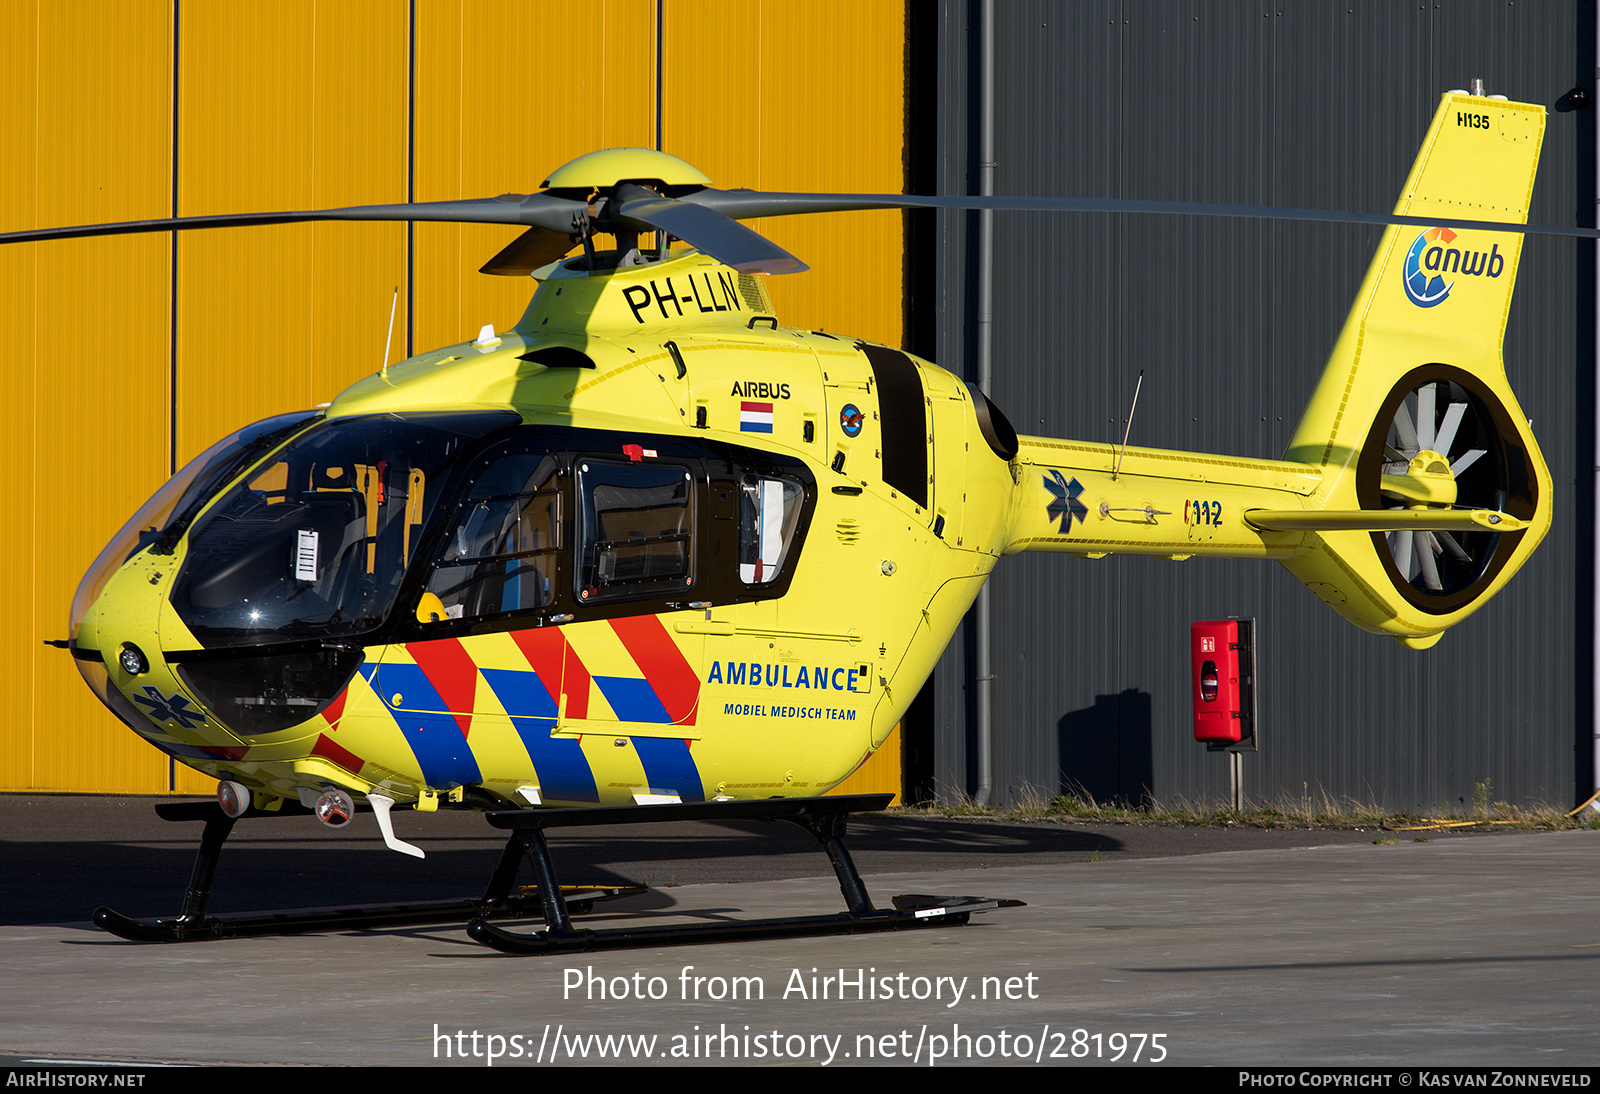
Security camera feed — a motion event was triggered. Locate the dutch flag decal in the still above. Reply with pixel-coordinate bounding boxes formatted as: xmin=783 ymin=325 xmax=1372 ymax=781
xmin=739 ymin=400 xmax=774 ymax=433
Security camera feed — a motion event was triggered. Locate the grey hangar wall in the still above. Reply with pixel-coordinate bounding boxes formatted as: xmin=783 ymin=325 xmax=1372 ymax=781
xmin=898 ymin=1 xmax=1593 ymax=811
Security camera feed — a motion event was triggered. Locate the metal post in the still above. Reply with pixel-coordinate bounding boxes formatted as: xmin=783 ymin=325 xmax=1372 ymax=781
xmin=1592 ymin=29 xmax=1600 ymax=811
xmin=973 ymin=0 xmax=996 ymax=806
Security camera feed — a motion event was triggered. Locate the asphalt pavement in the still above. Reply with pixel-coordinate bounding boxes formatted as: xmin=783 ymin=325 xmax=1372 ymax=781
xmin=0 ymin=794 xmax=1593 ymax=1069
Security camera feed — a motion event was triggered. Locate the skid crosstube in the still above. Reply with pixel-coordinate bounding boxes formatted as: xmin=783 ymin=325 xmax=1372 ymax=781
xmin=466 ymin=794 xmax=1023 ymax=955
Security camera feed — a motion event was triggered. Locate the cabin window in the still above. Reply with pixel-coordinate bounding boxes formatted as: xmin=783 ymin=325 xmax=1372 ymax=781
xmin=738 ymin=472 xmax=805 ymax=585
xmin=576 ymin=459 xmax=695 ymax=602
xmin=424 ymin=451 xmax=562 ymax=622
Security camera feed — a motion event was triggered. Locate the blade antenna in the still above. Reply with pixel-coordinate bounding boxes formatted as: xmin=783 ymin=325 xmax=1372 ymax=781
xmin=380 ymin=286 xmax=398 ymax=381
xmin=1113 ymin=369 xmax=1145 ymax=481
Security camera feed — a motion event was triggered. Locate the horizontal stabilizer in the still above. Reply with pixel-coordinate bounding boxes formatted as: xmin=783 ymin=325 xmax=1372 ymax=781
xmin=1246 ymin=508 xmax=1525 ymax=533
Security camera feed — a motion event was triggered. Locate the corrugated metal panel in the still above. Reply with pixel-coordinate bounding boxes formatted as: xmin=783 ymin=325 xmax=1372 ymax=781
xmin=4 ymin=0 xmax=910 ymax=796
xmin=412 ymin=0 xmax=657 ymax=352
xmin=664 ymin=0 xmax=905 ymax=345
xmin=169 ymin=2 xmax=412 ymax=794
xmin=828 ymin=725 xmax=902 ymax=804
xmin=662 ymin=0 xmax=906 ymax=799
xmin=175 ymin=1 xmax=411 ymax=458
xmin=0 ymin=0 xmax=42 ymax=791
xmin=930 ymin=0 xmax=1585 ymax=810
xmin=1 ymin=2 xmax=174 ymax=792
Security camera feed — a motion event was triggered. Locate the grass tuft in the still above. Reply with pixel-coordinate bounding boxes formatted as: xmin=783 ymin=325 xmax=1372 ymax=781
xmin=900 ymin=783 xmax=1600 ymax=832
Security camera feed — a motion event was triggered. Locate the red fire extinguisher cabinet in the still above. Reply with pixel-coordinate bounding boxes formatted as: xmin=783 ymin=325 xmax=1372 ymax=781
xmin=1190 ymin=618 xmax=1257 ymax=751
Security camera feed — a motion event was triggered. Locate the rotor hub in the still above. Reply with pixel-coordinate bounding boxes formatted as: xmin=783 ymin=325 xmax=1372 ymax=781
xmin=542 ymin=148 xmax=713 ymax=193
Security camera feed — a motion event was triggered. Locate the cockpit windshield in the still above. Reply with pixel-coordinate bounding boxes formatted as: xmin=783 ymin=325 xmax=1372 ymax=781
xmin=70 ymin=410 xmax=322 ymax=635
xmin=169 ymin=411 xmax=518 ymax=647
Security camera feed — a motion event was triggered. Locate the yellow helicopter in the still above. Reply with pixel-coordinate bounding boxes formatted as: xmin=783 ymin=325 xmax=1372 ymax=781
xmin=13 ymin=91 xmax=1561 ymax=950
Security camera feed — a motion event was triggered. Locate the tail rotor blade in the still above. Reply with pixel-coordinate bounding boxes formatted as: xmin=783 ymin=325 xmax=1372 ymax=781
xmin=1434 ymin=401 xmax=1467 ymax=457
xmin=1417 ymin=384 xmax=1437 ymax=450
xmin=1392 ymin=401 xmax=1419 ymax=453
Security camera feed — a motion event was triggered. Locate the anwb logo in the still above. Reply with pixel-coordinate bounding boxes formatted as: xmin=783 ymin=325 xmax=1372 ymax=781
xmin=1402 ymin=226 xmax=1505 ymax=308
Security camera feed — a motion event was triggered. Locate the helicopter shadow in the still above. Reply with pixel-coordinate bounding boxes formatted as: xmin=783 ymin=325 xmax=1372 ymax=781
xmin=0 ymin=796 xmax=1126 ymax=928
xmin=1057 ymin=689 xmax=1155 ymax=807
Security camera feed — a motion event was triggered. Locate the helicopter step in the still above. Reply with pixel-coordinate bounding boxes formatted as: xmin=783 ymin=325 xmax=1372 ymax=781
xmin=466 ymin=794 xmax=1024 ymax=955
xmin=91 ymin=798 xmax=642 ymax=944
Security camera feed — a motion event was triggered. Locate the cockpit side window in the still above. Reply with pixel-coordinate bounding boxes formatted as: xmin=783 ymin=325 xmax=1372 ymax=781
xmin=576 ymin=460 xmax=696 ymax=603
xmin=424 ymin=451 xmax=561 ymax=622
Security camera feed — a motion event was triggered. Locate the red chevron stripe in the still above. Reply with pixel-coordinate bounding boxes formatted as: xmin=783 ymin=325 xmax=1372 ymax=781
xmin=408 ymin=638 xmax=477 ymax=735
xmin=321 ymin=687 xmax=348 ymax=731
xmin=511 ymin=628 xmax=590 ymax=719
xmin=610 ymin=614 xmax=700 ymax=725
xmin=312 ymin=732 xmax=365 ymax=773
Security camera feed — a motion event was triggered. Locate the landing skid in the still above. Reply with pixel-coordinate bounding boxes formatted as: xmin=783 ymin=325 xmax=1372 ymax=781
xmin=467 ymin=795 xmax=1024 ymax=954
xmin=92 ymin=794 xmax=1022 ymax=949
xmin=92 ymin=799 xmax=639 ymax=942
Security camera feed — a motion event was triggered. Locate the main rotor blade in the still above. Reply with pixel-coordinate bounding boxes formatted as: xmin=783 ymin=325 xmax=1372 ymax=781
xmin=10 ymin=177 xmax=1593 ymax=273
xmin=614 ymin=184 xmax=806 ymax=274
xmin=479 ymin=226 xmax=580 ymax=276
xmin=684 ymin=189 xmax=1600 ymax=241
xmin=0 ymin=194 xmax=588 ymax=247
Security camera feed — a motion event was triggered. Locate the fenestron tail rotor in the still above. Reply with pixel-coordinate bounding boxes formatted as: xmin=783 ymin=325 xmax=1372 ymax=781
xmin=1354 ymin=366 xmax=1541 ymax=617
xmin=1375 ymin=379 xmax=1497 ymax=595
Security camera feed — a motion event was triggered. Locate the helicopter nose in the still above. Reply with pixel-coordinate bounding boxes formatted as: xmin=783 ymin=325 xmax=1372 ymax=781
xmin=75 ymin=549 xmax=247 ymax=747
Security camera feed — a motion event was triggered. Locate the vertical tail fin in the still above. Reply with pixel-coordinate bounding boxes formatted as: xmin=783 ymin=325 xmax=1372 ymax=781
xmin=1282 ymin=92 xmax=1552 ymax=647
